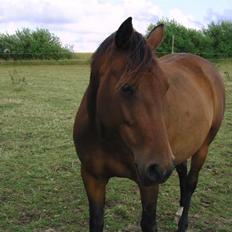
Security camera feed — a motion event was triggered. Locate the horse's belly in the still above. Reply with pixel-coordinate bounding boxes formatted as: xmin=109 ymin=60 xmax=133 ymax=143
xmin=170 ymin=120 xmax=212 ymax=164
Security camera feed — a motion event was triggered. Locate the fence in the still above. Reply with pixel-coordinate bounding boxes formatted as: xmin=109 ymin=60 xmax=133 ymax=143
xmin=0 ymin=52 xmax=231 ymax=65
xmin=0 ymin=51 xmax=74 ymax=60
xmin=0 ymin=52 xmax=92 ymax=65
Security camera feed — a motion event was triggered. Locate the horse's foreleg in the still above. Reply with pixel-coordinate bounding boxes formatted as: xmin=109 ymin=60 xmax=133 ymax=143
xmin=81 ymin=167 xmax=108 ymax=232
xmin=139 ymin=184 xmax=159 ymax=232
xmin=175 ymin=161 xmax=188 ymax=222
xmin=177 ymin=144 xmax=208 ymax=232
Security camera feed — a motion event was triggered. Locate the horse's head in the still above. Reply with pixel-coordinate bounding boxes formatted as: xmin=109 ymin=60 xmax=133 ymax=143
xmin=88 ymin=17 xmax=175 ymax=185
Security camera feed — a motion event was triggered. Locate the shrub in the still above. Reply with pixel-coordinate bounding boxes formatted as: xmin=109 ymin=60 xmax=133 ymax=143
xmin=0 ymin=28 xmax=72 ymax=60
xmin=146 ymin=19 xmax=232 ymax=58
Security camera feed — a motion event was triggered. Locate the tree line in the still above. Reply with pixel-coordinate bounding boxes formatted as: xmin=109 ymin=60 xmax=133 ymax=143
xmin=0 ymin=20 xmax=231 ymax=60
xmin=147 ymin=19 xmax=232 ymax=58
xmin=0 ymin=28 xmax=72 ymax=60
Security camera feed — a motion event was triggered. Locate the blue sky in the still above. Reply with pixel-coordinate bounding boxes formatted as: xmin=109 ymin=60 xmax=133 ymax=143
xmin=0 ymin=0 xmax=231 ymax=51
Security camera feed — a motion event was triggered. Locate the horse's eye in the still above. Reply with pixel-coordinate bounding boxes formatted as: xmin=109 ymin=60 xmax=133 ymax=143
xmin=121 ymin=84 xmax=135 ymax=95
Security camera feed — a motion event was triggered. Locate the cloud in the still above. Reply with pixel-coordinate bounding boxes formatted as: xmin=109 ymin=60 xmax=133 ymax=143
xmin=0 ymin=0 xmax=165 ymax=51
xmin=169 ymin=8 xmax=202 ymax=29
xmin=0 ymin=0 xmax=73 ymax=24
xmin=0 ymin=0 xmax=229 ymax=51
xmin=205 ymin=8 xmax=232 ymax=23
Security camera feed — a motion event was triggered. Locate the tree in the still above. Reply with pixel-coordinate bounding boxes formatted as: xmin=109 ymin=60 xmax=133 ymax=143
xmin=0 ymin=28 xmax=72 ymax=60
xmin=146 ymin=19 xmax=232 ymax=58
xmin=204 ymin=21 xmax=232 ymax=57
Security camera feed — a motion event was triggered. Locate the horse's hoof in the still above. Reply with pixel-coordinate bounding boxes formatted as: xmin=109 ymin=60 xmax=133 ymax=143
xmin=141 ymin=224 xmax=158 ymax=232
xmin=177 ymin=221 xmax=188 ymax=232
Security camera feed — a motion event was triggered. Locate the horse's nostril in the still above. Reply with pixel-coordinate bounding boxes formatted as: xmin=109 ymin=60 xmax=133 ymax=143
xmin=147 ymin=164 xmax=162 ymax=182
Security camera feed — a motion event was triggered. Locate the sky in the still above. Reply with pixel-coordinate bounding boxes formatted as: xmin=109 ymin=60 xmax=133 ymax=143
xmin=0 ymin=0 xmax=231 ymax=52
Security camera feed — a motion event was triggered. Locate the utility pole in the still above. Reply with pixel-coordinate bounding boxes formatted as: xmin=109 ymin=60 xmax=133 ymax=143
xmin=172 ymin=35 xmax=175 ymax=54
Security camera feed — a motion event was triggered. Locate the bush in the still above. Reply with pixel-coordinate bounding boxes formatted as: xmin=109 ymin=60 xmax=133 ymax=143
xmin=146 ymin=19 xmax=232 ymax=58
xmin=204 ymin=21 xmax=232 ymax=58
xmin=0 ymin=28 xmax=72 ymax=60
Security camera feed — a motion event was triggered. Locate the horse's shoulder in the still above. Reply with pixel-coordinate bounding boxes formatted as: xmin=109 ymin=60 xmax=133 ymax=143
xmin=159 ymin=53 xmax=220 ymax=81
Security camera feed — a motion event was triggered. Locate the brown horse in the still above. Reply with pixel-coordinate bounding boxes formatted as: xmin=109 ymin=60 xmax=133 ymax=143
xmin=73 ymin=17 xmax=225 ymax=232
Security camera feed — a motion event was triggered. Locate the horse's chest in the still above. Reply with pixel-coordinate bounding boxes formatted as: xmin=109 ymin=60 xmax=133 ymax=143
xmin=80 ymin=144 xmax=136 ymax=179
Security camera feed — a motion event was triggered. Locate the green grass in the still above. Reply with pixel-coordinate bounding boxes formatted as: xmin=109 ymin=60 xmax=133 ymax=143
xmin=0 ymin=61 xmax=231 ymax=232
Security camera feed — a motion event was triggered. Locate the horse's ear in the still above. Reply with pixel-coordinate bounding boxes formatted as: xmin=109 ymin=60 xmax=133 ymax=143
xmin=115 ymin=17 xmax=133 ymax=49
xmin=147 ymin=24 xmax=164 ymax=49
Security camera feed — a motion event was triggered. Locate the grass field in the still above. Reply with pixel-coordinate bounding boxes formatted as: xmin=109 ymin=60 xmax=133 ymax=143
xmin=0 ymin=60 xmax=231 ymax=232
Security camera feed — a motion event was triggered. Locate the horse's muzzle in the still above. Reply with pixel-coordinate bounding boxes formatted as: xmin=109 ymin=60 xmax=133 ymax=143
xmin=136 ymin=162 xmax=175 ymax=186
